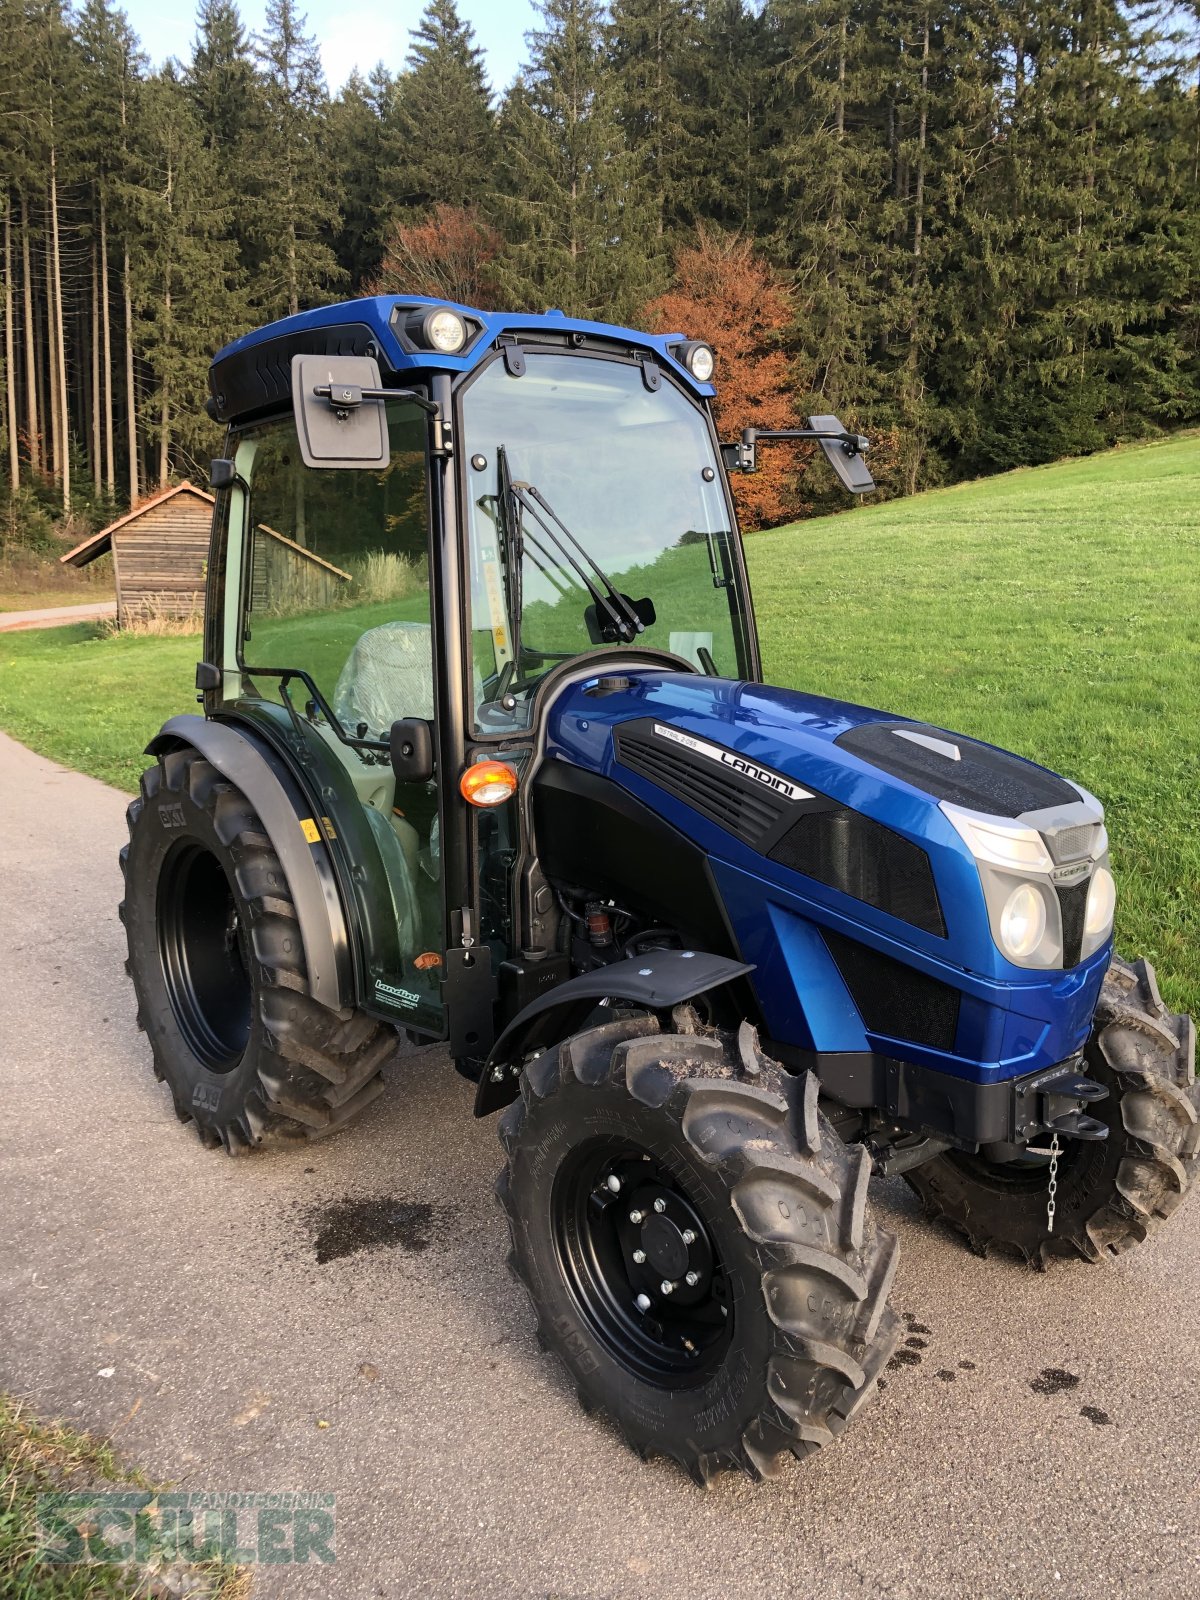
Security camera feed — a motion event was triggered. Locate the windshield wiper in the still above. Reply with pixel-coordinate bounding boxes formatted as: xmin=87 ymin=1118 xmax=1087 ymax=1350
xmin=495 ymin=446 xmax=524 ymax=690
xmin=508 ymin=479 xmax=644 ymax=645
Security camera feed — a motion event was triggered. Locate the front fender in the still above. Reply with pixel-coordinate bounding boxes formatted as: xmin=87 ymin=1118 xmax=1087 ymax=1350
xmin=473 ymin=949 xmax=753 ymax=1115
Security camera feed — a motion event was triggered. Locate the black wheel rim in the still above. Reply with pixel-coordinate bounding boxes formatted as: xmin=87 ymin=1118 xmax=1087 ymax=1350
xmin=157 ymin=840 xmax=252 ymax=1073
xmin=551 ymin=1137 xmax=734 ymax=1388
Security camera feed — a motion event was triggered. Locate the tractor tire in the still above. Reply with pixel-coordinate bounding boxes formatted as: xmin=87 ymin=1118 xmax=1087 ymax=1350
xmin=905 ymin=955 xmax=1198 ymax=1267
xmin=119 ymin=745 xmax=394 ymax=1153
xmin=496 ymin=1015 xmax=901 ymax=1485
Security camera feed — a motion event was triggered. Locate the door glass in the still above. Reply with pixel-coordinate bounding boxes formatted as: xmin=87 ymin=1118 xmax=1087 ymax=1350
xmin=230 ymin=403 xmax=445 ymax=1030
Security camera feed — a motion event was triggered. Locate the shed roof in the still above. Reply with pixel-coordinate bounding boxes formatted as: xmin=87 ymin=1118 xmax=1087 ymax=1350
xmin=59 ymin=482 xmax=215 ymax=568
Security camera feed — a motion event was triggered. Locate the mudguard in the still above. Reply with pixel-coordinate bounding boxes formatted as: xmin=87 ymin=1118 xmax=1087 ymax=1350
xmin=144 ymin=714 xmax=352 ymax=1012
xmin=474 ymin=949 xmax=753 ymax=1115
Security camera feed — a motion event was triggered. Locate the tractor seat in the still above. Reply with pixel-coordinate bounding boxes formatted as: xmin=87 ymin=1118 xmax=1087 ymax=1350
xmin=332 ymin=621 xmax=435 ymax=737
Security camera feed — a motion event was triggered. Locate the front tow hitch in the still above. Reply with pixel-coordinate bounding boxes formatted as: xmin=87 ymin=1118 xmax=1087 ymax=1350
xmin=1018 ymin=1063 xmax=1110 ymax=1144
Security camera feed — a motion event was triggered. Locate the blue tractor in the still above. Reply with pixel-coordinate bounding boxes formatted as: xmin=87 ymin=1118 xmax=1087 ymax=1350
xmin=121 ymin=296 xmax=1198 ymax=1483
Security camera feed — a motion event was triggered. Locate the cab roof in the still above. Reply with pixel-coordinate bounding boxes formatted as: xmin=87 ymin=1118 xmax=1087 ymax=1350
xmin=207 ymin=295 xmax=715 ymax=426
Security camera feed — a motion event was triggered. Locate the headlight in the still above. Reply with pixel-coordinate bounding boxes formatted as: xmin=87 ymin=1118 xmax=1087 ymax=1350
xmin=688 ymin=343 xmax=715 ymax=382
xmin=424 ymin=309 xmax=468 ymax=354
xmin=999 ymin=882 xmax=1047 ymax=962
xmin=1081 ymin=865 xmax=1116 ymax=957
xmin=672 ymin=340 xmax=715 ymax=382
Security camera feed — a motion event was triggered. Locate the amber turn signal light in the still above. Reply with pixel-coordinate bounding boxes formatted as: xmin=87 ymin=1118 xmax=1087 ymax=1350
xmin=460 ymin=761 xmax=518 ymax=807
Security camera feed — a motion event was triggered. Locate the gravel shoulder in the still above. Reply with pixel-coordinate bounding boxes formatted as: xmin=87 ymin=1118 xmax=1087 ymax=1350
xmin=1 ymin=727 xmax=1198 ymax=1600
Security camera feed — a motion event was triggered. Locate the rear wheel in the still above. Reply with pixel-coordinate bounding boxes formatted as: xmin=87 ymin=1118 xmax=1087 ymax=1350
xmin=497 ymin=1015 xmax=900 ymax=1484
xmin=905 ymin=956 xmax=1198 ymax=1265
xmin=120 ymin=745 xmax=394 ymax=1152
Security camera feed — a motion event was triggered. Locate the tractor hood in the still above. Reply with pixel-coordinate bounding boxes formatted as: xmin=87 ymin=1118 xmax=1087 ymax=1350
xmin=542 ymin=667 xmax=1113 ymax=998
xmin=545 ymin=669 xmax=1095 ymax=837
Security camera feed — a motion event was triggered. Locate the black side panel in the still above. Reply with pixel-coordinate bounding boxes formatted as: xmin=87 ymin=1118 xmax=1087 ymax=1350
xmin=768 ymin=808 xmax=946 ymax=937
xmin=835 ymin=721 xmax=1077 ymax=818
xmin=209 ymin=322 xmax=392 ymax=425
xmin=532 ymin=759 xmax=739 ymax=959
xmin=822 ymin=928 xmax=961 ymax=1052
xmin=1057 ymin=878 xmax=1090 ymax=967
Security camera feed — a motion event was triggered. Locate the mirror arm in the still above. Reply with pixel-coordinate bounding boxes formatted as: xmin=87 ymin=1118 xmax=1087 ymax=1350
xmin=308 ymin=384 xmax=451 ymax=457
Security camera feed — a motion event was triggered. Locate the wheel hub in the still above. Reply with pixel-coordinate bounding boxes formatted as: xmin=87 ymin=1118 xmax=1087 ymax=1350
xmin=551 ymin=1139 xmax=732 ymax=1387
xmin=639 ymin=1212 xmax=689 ymax=1280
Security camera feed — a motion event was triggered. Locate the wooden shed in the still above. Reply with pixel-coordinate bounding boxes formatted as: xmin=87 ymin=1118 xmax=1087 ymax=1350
xmin=60 ymin=481 xmax=215 ymax=628
xmin=61 ymin=483 xmax=351 ymax=628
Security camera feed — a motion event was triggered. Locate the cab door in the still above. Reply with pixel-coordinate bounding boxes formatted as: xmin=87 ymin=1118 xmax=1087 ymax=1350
xmin=216 ymin=398 xmax=447 ymax=1034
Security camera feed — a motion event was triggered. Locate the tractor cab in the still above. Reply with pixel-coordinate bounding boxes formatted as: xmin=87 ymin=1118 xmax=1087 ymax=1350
xmin=197 ymin=296 xmax=870 ymax=1061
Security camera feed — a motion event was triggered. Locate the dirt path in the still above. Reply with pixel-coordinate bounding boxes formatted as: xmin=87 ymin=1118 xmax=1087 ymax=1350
xmin=1 ymin=726 xmax=1197 ymax=1599
xmin=0 ymin=599 xmax=116 ymax=632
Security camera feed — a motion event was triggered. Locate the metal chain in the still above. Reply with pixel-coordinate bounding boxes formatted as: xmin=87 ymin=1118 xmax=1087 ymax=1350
xmin=1046 ymin=1131 xmax=1060 ymax=1235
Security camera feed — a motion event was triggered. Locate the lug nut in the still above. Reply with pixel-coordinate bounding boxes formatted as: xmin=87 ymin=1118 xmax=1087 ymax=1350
xmin=660 ymin=1279 xmax=675 ymax=1296
xmin=681 ymin=1228 xmax=696 ymax=1245
xmin=685 ymin=1270 xmax=700 ymax=1287
xmin=653 ymin=1197 xmax=667 ymax=1214
xmin=635 ymin=1293 xmax=651 ymax=1312
xmin=632 ymin=1248 xmax=646 ymax=1264
xmin=629 ymin=1209 xmax=644 ymax=1225
xmin=605 ymin=1174 xmax=622 ymax=1193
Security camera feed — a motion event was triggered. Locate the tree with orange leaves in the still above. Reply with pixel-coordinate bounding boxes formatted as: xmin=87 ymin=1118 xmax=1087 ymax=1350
xmin=645 ymin=227 xmax=807 ymax=531
xmin=368 ymin=203 xmax=503 ymax=310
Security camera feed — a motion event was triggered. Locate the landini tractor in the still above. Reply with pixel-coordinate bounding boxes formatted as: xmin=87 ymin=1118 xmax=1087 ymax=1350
xmin=121 ymin=296 xmax=1199 ymax=1484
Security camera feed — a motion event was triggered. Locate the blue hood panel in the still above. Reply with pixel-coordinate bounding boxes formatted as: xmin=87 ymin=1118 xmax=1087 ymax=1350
xmin=543 ymin=669 xmax=1108 ymax=1084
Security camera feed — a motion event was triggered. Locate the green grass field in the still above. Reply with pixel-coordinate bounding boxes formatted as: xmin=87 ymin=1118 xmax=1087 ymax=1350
xmin=1 ymin=431 xmax=1197 ymax=1009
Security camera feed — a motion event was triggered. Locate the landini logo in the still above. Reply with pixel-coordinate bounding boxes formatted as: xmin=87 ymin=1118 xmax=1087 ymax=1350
xmin=653 ymin=724 xmax=811 ymax=801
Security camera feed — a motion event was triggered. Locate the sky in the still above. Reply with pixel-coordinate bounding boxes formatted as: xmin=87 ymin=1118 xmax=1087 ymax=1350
xmin=118 ymin=0 xmax=542 ymax=97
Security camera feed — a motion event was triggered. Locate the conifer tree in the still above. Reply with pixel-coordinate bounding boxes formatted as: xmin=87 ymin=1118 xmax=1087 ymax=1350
xmin=124 ymin=66 xmax=243 ymax=481
xmin=329 ymin=64 xmax=402 ymax=289
xmin=606 ymin=0 xmax=701 ymax=241
xmin=496 ymin=0 xmax=661 ymax=322
xmin=390 ymin=1 xmax=497 ymax=209
xmin=250 ymin=0 xmax=342 ymax=317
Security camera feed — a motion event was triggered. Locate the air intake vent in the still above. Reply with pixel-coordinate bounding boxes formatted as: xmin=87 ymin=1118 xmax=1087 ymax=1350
xmin=768 ymin=809 xmax=946 ymax=937
xmin=614 ymin=728 xmax=789 ymax=847
xmin=823 ymin=929 xmax=961 ymax=1052
xmin=1057 ymin=877 xmax=1090 ymax=967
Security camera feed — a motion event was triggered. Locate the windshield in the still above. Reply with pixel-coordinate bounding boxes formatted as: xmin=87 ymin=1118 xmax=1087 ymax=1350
xmin=462 ymin=352 xmax=751 ymax=732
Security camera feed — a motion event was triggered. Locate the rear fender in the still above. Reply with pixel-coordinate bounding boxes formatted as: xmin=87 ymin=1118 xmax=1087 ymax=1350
xmin=145 ymin=714 xmax=352 ymax=1012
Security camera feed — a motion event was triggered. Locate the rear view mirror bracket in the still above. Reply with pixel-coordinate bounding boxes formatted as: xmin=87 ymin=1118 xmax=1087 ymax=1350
xmin=291 ymin=354 xmax=446 ymax=468
xmin=720 ymin=416 xmax=876 ymax=494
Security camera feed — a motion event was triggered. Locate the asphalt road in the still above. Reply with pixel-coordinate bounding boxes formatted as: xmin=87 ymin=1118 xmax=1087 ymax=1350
xmin=2 ymin=726 xmax=1199 ymax=1600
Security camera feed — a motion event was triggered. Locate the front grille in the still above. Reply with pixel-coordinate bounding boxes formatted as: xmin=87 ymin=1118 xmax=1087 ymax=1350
xmin=614 ymin=730 xmax=788 ymax=848
xmin=1047 ymin=823 xmax=1096 ymax=863
xmin=1057 ymin=877 xmax=1090 ymax=967
xmin=768 ymin=808 xmax=946 ymax=937
xmin=823 ymin=929 xmax=961 ymax=1051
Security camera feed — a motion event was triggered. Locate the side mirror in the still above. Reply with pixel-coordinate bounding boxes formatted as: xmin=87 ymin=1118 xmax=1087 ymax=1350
xmin=809 ymin=414 xmax=876 ymax=494
xmin=390 ymin=718 xmax=434 ymax=784
xmin=209 ymin=457 xmax=236 ymax=489
xmin=291 ymin=354 xmax=390 ymax=470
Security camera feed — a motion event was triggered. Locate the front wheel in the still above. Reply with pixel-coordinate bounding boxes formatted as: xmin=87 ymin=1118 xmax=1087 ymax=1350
xmin=497 ymin=1015 xmax=900 ymax=1484
xmin=905 ymin=956 xmax=1198 ymax=1266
